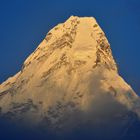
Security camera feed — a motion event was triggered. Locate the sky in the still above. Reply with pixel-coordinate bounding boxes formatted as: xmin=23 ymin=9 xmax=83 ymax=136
xmin=0 ymin=0 xmax=140 ymax=94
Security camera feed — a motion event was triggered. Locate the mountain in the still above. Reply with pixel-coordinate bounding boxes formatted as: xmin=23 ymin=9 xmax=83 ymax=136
xmin=0 ymin=16 xmax=140 ymax=139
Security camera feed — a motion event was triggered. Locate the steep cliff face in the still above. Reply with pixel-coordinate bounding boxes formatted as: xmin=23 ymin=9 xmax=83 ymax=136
xmin=0 ymin=16 xmax=140 ymax=137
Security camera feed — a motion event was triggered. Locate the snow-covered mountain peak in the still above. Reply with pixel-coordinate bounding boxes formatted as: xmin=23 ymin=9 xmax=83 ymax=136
xmin=0 ymin=16 xmax=140 ymax=136
xmin=22 ymin=16 xmax=117 ymax=75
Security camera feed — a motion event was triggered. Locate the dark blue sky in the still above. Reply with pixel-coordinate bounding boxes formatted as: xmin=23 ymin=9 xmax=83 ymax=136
xmin=0 ymin=0 xmax=140 ymax=94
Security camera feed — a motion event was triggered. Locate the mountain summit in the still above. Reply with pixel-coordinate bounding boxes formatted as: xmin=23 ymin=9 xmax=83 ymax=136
xmin=0 ymin=16 xmax=140 ymax=139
